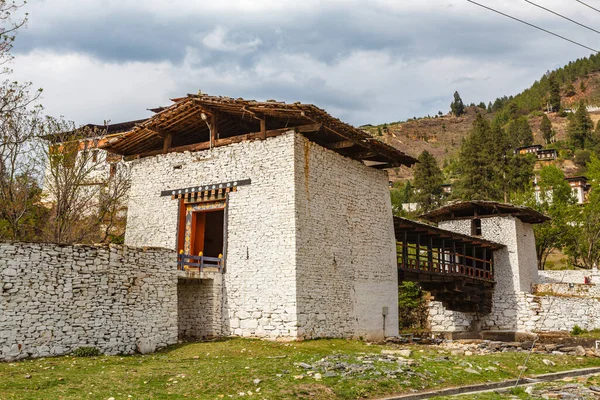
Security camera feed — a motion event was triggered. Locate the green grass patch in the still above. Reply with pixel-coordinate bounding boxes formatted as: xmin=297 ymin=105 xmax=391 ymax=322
xmin=1 ymin=339 xmax=600 ymax=399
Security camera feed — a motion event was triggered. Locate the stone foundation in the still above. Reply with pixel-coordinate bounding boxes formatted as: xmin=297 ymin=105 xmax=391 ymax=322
xmin=0 ymin=242 xmax=178 ymax=361
xmin=178 ymin=277 xmax=223 ymax=339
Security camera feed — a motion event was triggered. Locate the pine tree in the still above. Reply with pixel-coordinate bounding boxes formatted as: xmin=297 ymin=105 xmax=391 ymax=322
xmin=548 ymin=74 xmax=561 ymax=112
xmin=506 ymin=117 xmax=534 ymax=148
xmin=450 ymin=91 xmax=465 ymax=116
xmin=568 ymin=101 xmax=594 ymax=149
xmin=453 ymin=114 xmax=504 ymax=200
xmin=413 ymin=151 xmax=444 ymax=212
xmin=540 ymin=114 xmax=553 ymax=144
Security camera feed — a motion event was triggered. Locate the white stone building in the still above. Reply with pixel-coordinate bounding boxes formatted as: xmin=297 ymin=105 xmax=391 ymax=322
xmin=101 ymin=94 xmax=417 ymax=341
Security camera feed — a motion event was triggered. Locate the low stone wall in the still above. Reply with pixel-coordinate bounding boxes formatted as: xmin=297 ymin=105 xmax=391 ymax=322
xmin=533 ymin=282 xmax=600 ymax=297
xmin=0 ymin=242 xmax=178 ymax=361
xmin=537 ymin=270 xmax=599 ymax=284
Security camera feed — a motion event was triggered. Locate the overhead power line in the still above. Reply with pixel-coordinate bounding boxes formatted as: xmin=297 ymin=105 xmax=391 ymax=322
xmin=575 ymin=0 xmax=600 ymax=15
xmin=467 ymin=0 xmax=599 ymax=53
xmin=524 ymin=0 xmax=600 ymax=36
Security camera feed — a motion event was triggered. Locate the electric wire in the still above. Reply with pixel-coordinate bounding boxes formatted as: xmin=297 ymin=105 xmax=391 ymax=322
xmin=575 ymin=0 xmax=600 ymax=15
xmin=524 ymin=0 xmax=600 ymax=36
xmin=467 ymin=0 xmax=600 ymax=53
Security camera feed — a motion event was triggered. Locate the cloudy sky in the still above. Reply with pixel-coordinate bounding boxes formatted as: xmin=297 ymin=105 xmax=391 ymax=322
xmin=8 ymin=0 xmax=600 ymax=126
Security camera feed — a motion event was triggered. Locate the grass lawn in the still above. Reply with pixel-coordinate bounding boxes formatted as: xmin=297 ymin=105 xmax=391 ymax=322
xmin=2 ymin=338 xmax=600 ymax=399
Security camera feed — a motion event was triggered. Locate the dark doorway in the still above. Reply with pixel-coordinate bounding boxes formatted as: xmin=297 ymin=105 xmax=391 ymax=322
xmin=189 ymin=209 xmax=224 ymax=257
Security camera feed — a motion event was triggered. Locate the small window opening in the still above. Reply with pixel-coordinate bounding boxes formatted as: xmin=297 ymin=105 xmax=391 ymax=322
xmin=173 ymin=164 xmax=183 ymax=170
xmin=471 ymin=218 xmax=482 ymax=236
xmin=92 ymin=150 xmax=99 ymax=163
xmin=109 ymin=163 xmax=117 ymax=178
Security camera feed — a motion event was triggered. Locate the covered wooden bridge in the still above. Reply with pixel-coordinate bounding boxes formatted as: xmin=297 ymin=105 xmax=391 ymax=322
xmin=394 ymin=217 xmax=505 ymax=313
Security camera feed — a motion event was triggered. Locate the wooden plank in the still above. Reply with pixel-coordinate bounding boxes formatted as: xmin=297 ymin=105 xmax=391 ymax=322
xmin=323 ymin=140 xmax=355 ymax=149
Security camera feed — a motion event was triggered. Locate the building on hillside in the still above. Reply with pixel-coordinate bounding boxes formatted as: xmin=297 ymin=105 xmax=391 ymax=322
xmin=441 ymin=183 xmax=452 ymax=194
xmin=566 ymin=176 xmax=590 ymax=204
xmin=514 ymin=145 xmax=542 ymax=155
xmin=513 ymin=145 xmax=557 ymax=161
xmin=100 ymin=93 xmax=418 ymax=341
xmin=534 ymin=175 xmax=590 ymax=205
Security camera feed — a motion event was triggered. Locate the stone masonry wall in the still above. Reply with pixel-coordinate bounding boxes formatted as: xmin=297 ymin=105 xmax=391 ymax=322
xmin=125 ymin=133 xmax=299 ymax=339
xmin=433 ymin=217 xmax=539 ymax=333
xmin=537 ymin=270 xmax=598 ymax=284
xmin=178 ymin=276 xmax=223 ymax=339
xmin=294 ymin=134 xmax=399 ymax=341
xmin=0 ymin=242 xmax=178 ymax=361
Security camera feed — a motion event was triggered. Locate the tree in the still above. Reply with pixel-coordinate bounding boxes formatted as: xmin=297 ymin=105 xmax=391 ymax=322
xmin=41 ymin=119 xmax=130 ymax=244
xmin=530 ymin=165 xmax=576 ymax=270
xmin=390 ymin=181 xmax=414 ymax=216
xmin=453 ymin=115 xmax=534 ymax=202
xmin=548 ymin=74 xmax=561 ymax=112
xmin=0 ymin=1 xmax=44 ymax=241
xmin=0 ymin=106 xmax=46 ymax=240
xmin=568 ymin=101 xmax=594 ymax=149
xmin=413 ymin=150 xmax=444 ymax=212
xmin=540 ymin=114 xmax=554 ymax=144
xmin=506 ymin=117 xmax=533 ymax=148
xmin=450 ymin=91 xmax=465 ymax=116
xmin=564 ymin=155 xmax=600 ymax=269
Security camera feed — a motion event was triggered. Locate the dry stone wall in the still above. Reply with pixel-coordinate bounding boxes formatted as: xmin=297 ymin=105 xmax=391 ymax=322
xmin=178 ymin=276 xmax=223 ymax=339
xmin=293 ymin=134 xmax=399 ymax=341
xmin=537 ymin=270 xmax=599 ymax=284
xmin=0 ymin=242 xmax=178 ymax=361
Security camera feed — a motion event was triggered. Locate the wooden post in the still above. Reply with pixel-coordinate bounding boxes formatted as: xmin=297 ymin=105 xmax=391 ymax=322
xmin=462 ymin=243 xmax=467 ymax=274
xmin=428 ymin=237 xmax=433 ymax=272
xmin=210 ymin=114 xmax=217 ymax=148
xmin=260 ymin=116 xmax=266 ymax=139
xmin=441 ymin=239 xmax=445 ymax=273
xmin=416 ymin=234 xmax=420 ymax=271
xmin=163 ymin=132 xmax=172 ymax=154
xmin=452 ymin=240 xmax=457 ymax=274
xmin=403 ymin=231 xmax=408 ymax=269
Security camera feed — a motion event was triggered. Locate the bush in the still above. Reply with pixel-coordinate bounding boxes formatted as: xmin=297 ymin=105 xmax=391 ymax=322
xmin=71 ymin=346 xmax=102 ymax=357
xmin=398 ymin=281 xmax=428 ymax=330
xmin=571 ymin=325 xmax=588 ymax=336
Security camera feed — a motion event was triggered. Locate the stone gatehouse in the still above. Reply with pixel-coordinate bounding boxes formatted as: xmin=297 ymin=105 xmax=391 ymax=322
xmin=102 ymin=94 xmax=418 ymax=342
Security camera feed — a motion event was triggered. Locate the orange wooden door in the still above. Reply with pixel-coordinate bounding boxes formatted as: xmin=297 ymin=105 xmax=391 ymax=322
xmin=191 ymin=212 xmax=206 ymax=256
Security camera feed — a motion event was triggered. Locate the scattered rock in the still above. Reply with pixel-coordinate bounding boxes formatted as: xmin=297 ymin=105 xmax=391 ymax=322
xmin=542 ymin=359 xmax=556 ymax=366
xmin=464 ymin=368 xmax=480 ymax=374
xmin=252 ymin=378 xmax=261 ymax=385
xmin=297 ymin=362 xmax=312 ymax=369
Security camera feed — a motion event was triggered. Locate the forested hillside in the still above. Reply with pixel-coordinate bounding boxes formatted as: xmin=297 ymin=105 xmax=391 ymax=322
xmin=365 ymin=53 xmax=600 ymax=182
xmin=377 ymin=53 xmax=600 ymax=270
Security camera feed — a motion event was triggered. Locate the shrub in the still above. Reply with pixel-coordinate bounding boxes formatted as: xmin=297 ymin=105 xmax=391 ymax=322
xmin=71 ymin=346 xmax=102 ymax=357
xmin=571 ymin=325 xmax=588 ymax=336
xmin=398 ymin=281 xmax=428 ymax=330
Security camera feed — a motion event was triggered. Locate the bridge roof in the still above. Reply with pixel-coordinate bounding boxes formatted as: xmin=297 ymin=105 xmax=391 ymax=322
xmin=419 ymin=201 xmax=550 ymax=224
xmin=394 ymin=217 xmax=505 ymax=250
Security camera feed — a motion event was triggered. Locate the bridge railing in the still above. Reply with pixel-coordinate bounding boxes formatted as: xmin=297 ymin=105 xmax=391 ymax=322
xmin=397 ymin=242 xmax=493 ymax=281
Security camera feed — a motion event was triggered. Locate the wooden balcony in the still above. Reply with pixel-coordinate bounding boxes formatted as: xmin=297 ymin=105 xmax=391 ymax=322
xmin=177 ymin=254 xmax=223 ymax=279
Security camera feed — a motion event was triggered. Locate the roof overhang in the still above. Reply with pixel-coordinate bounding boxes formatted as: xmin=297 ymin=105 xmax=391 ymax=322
xmin=419 ymin=201 xmax=550 ymax=224
xmin=100 ymin=94 xmax=417 ymax=169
